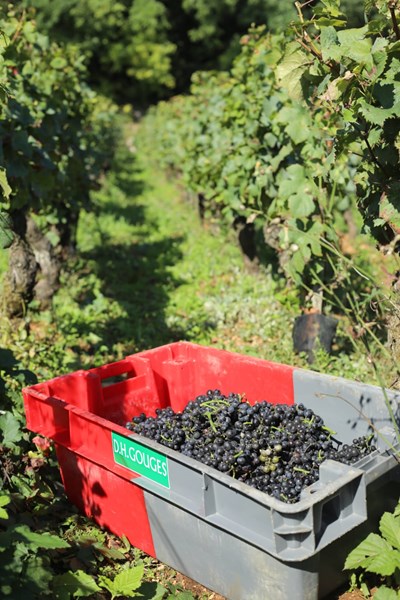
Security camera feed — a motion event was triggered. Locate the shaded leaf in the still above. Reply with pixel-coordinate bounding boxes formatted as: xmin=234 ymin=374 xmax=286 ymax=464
xmin=23 ymin=554 xmax=53 ymax=596
xmin=53 ymin=570 xmax=101 ymax=598
xmin=167 ymin=592 xmax=195 ymax=600
xmin=380 ymin=192 xmax=400 ymax=234
xmin=321 ymin=70 xmax=354 ymax=103
xmin=0 ymin=211 xmax=13 ymax=249
xmin=0 ymin=412 xmax=22 ymax=446
xmin=0 ymin=524 xmax=70 ymax=550
xmin=138 ymin=581 xmax=167 ymax=600
xmin=93 ymin=542 xmax=127 ymax=560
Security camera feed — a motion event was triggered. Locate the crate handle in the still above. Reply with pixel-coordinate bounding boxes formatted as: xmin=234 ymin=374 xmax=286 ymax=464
xmin=91 ymin=359 xmax=136 ymax=385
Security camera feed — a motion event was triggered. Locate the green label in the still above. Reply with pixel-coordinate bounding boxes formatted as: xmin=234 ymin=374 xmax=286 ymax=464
xmin=112 ymin=432 xmax=170 ymax=489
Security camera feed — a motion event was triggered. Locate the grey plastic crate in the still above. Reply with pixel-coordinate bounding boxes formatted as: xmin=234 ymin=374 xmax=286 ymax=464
xmin=114 ymin=367 xmax=400 ymax=598
xmin=23 ymin=342 xmax=400 ymax=599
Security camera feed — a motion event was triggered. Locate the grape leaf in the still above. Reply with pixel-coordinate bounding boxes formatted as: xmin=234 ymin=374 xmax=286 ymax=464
xmin=380 ymin=512 xmax=400 ymax=551
xmin=0 ymin=412 xmax=22 ymax=447
xmin=344 ymin=533 xmax=400 ymax=575
xmin=320 ymin=0 xmax=341 ymax=16
xmin=358 ymin=100 xmax=395 ymax=126
xmin=50 ymin=57 xmax=67 ymax=70
xmin=320 ymin=26 xmax=342 ymax=62
xmin=277 ymin=106 xmax=310 ymax=144
xmin=337 ymin=26 xmax=373 ymax=66
xmin=380 ymin=192 xmax=400 ymax=234
xmin=373 ymin=586 xmax=400 ymax=600
xmin=98 ymin=565 xmax=144 ymax=599
xmin=0 ymin=524 xmax=70 ymax=550
xmin=23 ymin=555 xmax=53 ymax=596
xmin=289 ymin=195 xmax=315 ymax=218
xmin=276 ymin=43 xmax=307 ymax=100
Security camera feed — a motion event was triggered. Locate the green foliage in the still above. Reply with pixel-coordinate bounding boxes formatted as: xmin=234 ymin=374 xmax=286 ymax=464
xmin=53 ymin=570 xmax=102 ymax=599
xmin=0 ymin=6 xmax=121 ymax=315
xmin=23 ymin=0 xmax=299 ymax=103
xmin=0 ymin=519 xmax=70 ymax=597
xmin=139 ymin=25 xmax=361 ymax=309
xmin=0 ymin=7 xmax=118 ymax=220
xmin=98 ymin=564 xmax=145 ymax=599
xmin=23 ymin=0 xmax=176 ymax=101
xmin=344 ymin=501 xmax=400 ymax=597
xmin=0 ymin=411 xmax=23 ymax=448
xmin=289 ymin=0 xmax=400 ymax=250
xmin=0 ymin=523 xmax=70 ymax=550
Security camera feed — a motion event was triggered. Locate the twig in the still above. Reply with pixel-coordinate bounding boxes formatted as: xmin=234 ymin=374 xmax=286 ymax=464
xmin=316 ymin=391 xmax=400 ymax=458
xmin=363 ymin=133 xmax=390 ymax=178
xmin=389 ymin=2 xmax=400 ymax=41
xmin=300 ymin=0 xmax=318 ymax=9
xmin=11 ymin=10 xmax=26 ymax=43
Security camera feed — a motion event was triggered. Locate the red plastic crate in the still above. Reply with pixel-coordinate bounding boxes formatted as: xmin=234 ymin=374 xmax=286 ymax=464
xmin=22 ymin=342 xmax=400 ymax=600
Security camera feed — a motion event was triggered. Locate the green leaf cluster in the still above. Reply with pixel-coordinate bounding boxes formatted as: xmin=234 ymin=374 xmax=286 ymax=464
xmin=344 ymin=501 xmax=400 ymax=598
xmin=0 ymin=7 xmax=119 ymax=218
xmin=291 ymin=0 xmax=400 ymax=248
xmin=0 ymin=521 xmax=69 ymax=597
xmin=22 ymin=0 xmax=300 ymax=103
xmin=139 ymin=25 xmax=357 ymax=301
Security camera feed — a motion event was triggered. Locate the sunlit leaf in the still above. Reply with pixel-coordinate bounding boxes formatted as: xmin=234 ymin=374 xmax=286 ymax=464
xmin=276 ymin=43 xmax=307 ymax=101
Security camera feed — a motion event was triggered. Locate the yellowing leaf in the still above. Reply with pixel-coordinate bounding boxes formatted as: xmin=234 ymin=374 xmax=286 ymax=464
xmin=0 ymin=168 xmax=11 ymax=199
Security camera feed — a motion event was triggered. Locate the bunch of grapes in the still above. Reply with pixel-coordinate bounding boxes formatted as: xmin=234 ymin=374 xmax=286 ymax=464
xmin=126 ymin=390 xmax=375 ymax=503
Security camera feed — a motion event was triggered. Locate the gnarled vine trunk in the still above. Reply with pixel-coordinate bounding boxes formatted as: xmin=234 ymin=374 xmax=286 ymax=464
xmin=0 ymin=210 xmax=76 ymax=318
xmin=1 ymin=235 xmax=37 ymax=317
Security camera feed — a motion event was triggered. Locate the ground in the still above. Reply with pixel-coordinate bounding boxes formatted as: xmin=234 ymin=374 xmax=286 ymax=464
xmin=174 ymin=572 xmax=370 ymax=599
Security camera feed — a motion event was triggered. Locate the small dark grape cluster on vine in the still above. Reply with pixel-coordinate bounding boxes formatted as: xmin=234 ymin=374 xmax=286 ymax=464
xmin=126 ymin=390 xmax=376 ymax=504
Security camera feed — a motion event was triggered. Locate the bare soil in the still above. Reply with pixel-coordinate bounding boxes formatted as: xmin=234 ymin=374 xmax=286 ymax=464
xmin=174 ymin=572 xmax=369 ymax=600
